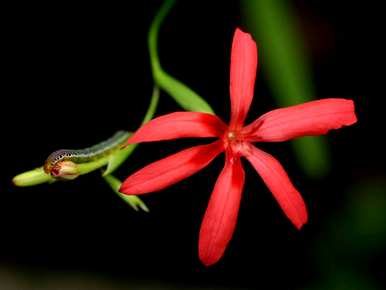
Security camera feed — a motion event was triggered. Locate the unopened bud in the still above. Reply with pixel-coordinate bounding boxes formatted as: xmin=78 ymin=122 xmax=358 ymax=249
xmin=13 ymin=167 xmax=54 ymax=187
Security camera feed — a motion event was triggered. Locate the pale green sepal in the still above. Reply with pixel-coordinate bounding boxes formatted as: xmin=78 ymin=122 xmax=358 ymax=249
xmin=104 ymin=174 xmax=149 ymax=212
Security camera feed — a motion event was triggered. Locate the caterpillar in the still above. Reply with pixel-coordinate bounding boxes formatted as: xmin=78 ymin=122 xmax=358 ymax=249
xmin=44 ymin=130 xmax=130 ymax=176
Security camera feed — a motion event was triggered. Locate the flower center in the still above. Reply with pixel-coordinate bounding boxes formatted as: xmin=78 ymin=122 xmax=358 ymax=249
xmin=223 ymin=129 xmax=251 ymax=156
xmin=227 ymin=131 xmax=237 ymax=141
xmin=224 ymin=129 xmax=241 ymax=143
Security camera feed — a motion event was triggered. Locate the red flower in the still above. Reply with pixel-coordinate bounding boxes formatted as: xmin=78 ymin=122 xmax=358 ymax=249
xmin=120 ymin=28 xmax=357 ymax=266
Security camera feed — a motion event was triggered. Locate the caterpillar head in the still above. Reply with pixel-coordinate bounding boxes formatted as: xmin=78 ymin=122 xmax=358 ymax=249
xmin=44 ymin=150 xmax=70 ymax=174
xmin=50 ymin=161 xmax=80 ymax=180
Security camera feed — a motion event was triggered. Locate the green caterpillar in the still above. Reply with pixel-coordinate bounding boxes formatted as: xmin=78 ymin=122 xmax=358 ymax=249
xmin=44 ymin=131 xmax=130 ymax=177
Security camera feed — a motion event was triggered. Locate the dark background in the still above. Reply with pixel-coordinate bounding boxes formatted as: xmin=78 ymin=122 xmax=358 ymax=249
xmin=1 ymin=1 xmax=384 ymax=289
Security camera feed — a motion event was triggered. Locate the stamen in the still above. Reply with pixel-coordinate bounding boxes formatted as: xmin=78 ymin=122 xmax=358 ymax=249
xmin=227 ymin=131 xmax=237 ymax=141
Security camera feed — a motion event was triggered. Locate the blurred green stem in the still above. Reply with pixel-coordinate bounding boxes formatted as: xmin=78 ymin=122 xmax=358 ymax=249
xmin=241 ymin=0 xmax=330 ymax=178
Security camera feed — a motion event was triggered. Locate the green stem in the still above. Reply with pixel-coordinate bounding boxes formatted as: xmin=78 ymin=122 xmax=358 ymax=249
xmin=148 ymin=0 xmax=214 ymax=114
xmin=148 ymin=0 xmax=175 ymax=73
xmin=102 ymin=86 xmax=160 ymax=176
xmin=141 ymin=86 xmax=160 ymax=126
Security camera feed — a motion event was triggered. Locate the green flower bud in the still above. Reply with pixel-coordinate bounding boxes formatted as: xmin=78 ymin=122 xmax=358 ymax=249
xmin=12 ymin=167 xmax=54 ymax=187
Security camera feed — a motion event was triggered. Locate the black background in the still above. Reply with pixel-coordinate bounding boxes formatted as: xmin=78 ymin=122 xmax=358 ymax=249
xmin=1 ymin=1 xmax=384 ymax=289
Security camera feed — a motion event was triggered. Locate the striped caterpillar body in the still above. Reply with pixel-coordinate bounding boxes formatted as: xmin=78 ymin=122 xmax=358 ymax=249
xmin=44 ymin=130 xmax=130 ymax=175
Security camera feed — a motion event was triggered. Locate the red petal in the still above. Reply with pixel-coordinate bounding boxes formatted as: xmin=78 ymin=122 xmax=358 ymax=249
xmin=229 ymin=28 xmax=258 ymax=128
xmin=119 ymin=141 xmax=223 ymax=195
xmin=242 ymin=98 xmax=357 ymax=142
xmin=127 ymin=112 xmax=227 ymax=144
xmin=243 ymin=145 xmax=307 ymax=229
xmin=199 ymin=152 xmax=245 ymax=266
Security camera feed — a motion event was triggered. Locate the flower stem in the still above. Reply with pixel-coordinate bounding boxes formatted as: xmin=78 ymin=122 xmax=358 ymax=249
xmin=103 ymin=86 xmax=160 ymax=176
xmin=148 ymin=0 xmax=214 ymax=114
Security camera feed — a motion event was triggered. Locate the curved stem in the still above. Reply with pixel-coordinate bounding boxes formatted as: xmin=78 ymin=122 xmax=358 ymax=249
xmin=148 ymin=0 xmax=214 ymax=114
